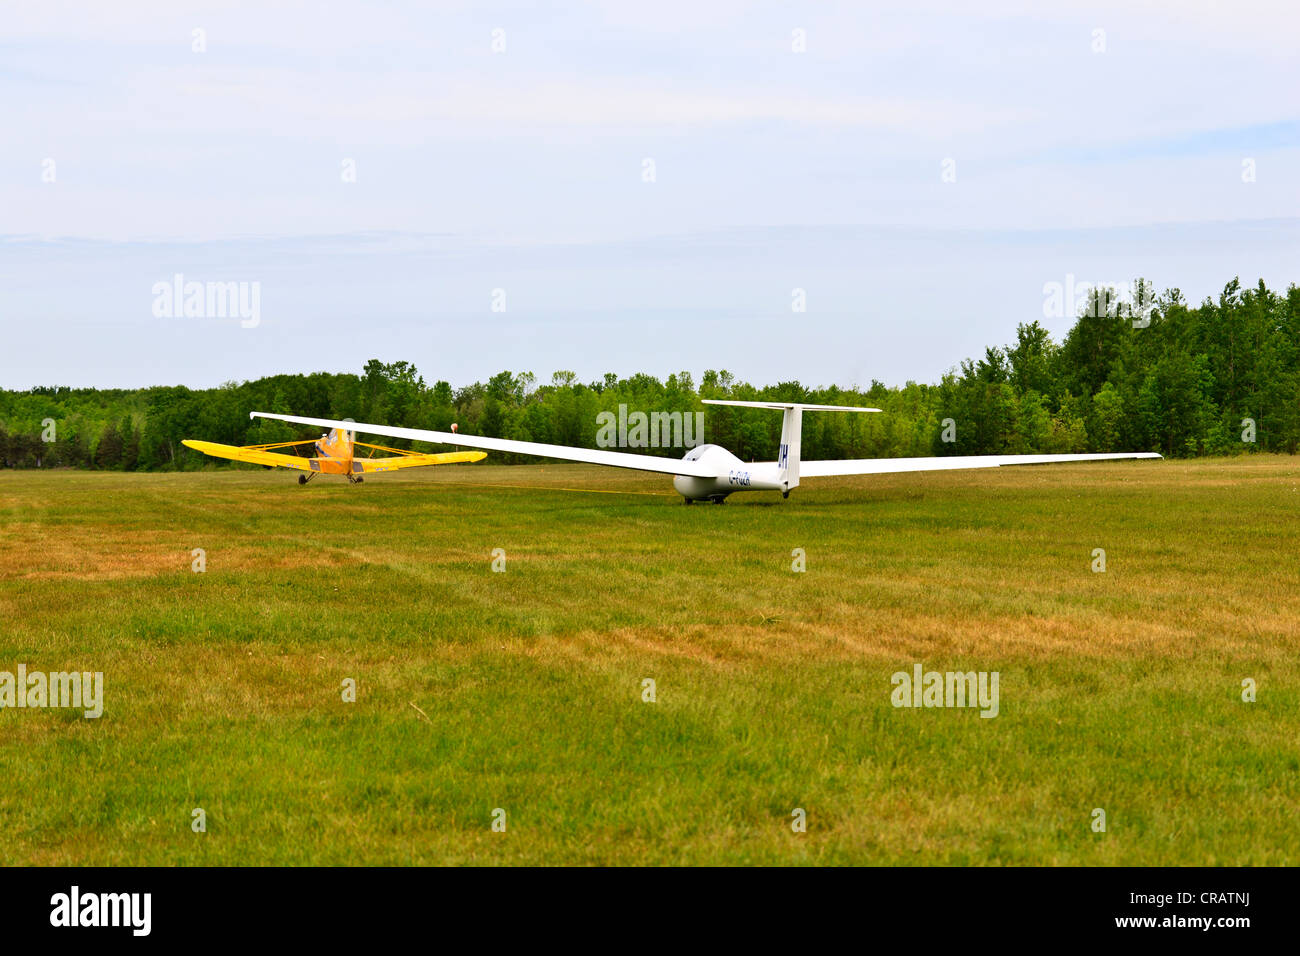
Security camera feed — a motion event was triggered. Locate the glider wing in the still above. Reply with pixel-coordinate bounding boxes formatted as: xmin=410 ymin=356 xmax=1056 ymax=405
xmin=800 ymin=452 xmax=1162 ymax=477
xmin=249 ymin=412 xmax=720 ymax=478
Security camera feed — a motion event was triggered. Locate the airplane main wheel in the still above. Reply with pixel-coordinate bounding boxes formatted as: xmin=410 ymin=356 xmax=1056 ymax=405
xmin=782 ymin=491 xmax=789 ymax=499
xmin=298 ymin=475 xmax=307 ymax=484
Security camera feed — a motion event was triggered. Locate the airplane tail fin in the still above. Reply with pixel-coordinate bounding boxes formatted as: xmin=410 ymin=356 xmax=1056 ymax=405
xmin=315 ymin=426 xmax=356 ymax=465
xmin=701 ymin=400 xmax=882 ymax=495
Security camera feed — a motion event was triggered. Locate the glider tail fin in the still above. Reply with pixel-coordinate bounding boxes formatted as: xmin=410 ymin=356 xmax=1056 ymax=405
xmin=700 ymin=400 xmax=883 ymax=496
xmin=778 ymin=406 xmax=802 ymax=494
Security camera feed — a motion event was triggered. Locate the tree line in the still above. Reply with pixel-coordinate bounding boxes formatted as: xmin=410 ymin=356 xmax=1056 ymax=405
xmin=2 ymin=277 xmax=1297 ymax=470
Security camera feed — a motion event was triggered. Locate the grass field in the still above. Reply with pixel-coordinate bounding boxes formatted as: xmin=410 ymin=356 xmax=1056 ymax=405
xmin=1 ymin=456 xmax=1298 ymax=865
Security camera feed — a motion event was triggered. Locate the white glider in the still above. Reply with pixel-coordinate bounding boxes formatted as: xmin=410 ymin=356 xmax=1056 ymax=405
xmin=251 ymin=401 xmax=1160 ymax=503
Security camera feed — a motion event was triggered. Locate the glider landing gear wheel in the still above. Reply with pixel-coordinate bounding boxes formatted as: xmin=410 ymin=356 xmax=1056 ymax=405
xmin=683 ymin=498 xmax=693 ymax=505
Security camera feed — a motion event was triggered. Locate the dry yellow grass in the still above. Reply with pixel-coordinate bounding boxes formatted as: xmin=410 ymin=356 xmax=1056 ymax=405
xmin=0 ymin=456 xmax=1297 ymax=864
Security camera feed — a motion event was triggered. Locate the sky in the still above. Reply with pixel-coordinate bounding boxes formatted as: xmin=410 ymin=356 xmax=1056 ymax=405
xmin=2 ymin=0 xmax=1298 ymax=390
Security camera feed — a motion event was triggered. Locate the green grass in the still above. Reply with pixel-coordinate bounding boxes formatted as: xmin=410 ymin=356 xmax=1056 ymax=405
xmin=1 ymin=456 xmax=1297 ymax=865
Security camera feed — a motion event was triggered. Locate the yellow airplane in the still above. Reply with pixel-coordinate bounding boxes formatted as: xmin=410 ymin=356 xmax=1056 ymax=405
xmin=182 ymin=425 xmax=485 ymax=484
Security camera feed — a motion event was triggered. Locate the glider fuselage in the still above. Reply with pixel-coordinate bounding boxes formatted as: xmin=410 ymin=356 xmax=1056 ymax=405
xmin=670 ymin=444 xmax=783 ymax=501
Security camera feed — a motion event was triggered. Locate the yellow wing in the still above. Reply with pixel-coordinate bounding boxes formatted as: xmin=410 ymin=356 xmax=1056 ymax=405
xmin=182 ymin=439 xmax=317 ymax=471
xmin=355 ymin=450 xmax=486 ymax=473
xmin=182 ymin=439 xmax=487 ymax=473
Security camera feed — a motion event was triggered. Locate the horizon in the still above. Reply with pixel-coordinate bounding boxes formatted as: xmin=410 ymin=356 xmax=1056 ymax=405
xmin=4 ymin=1 xmax=1298 ymax=389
